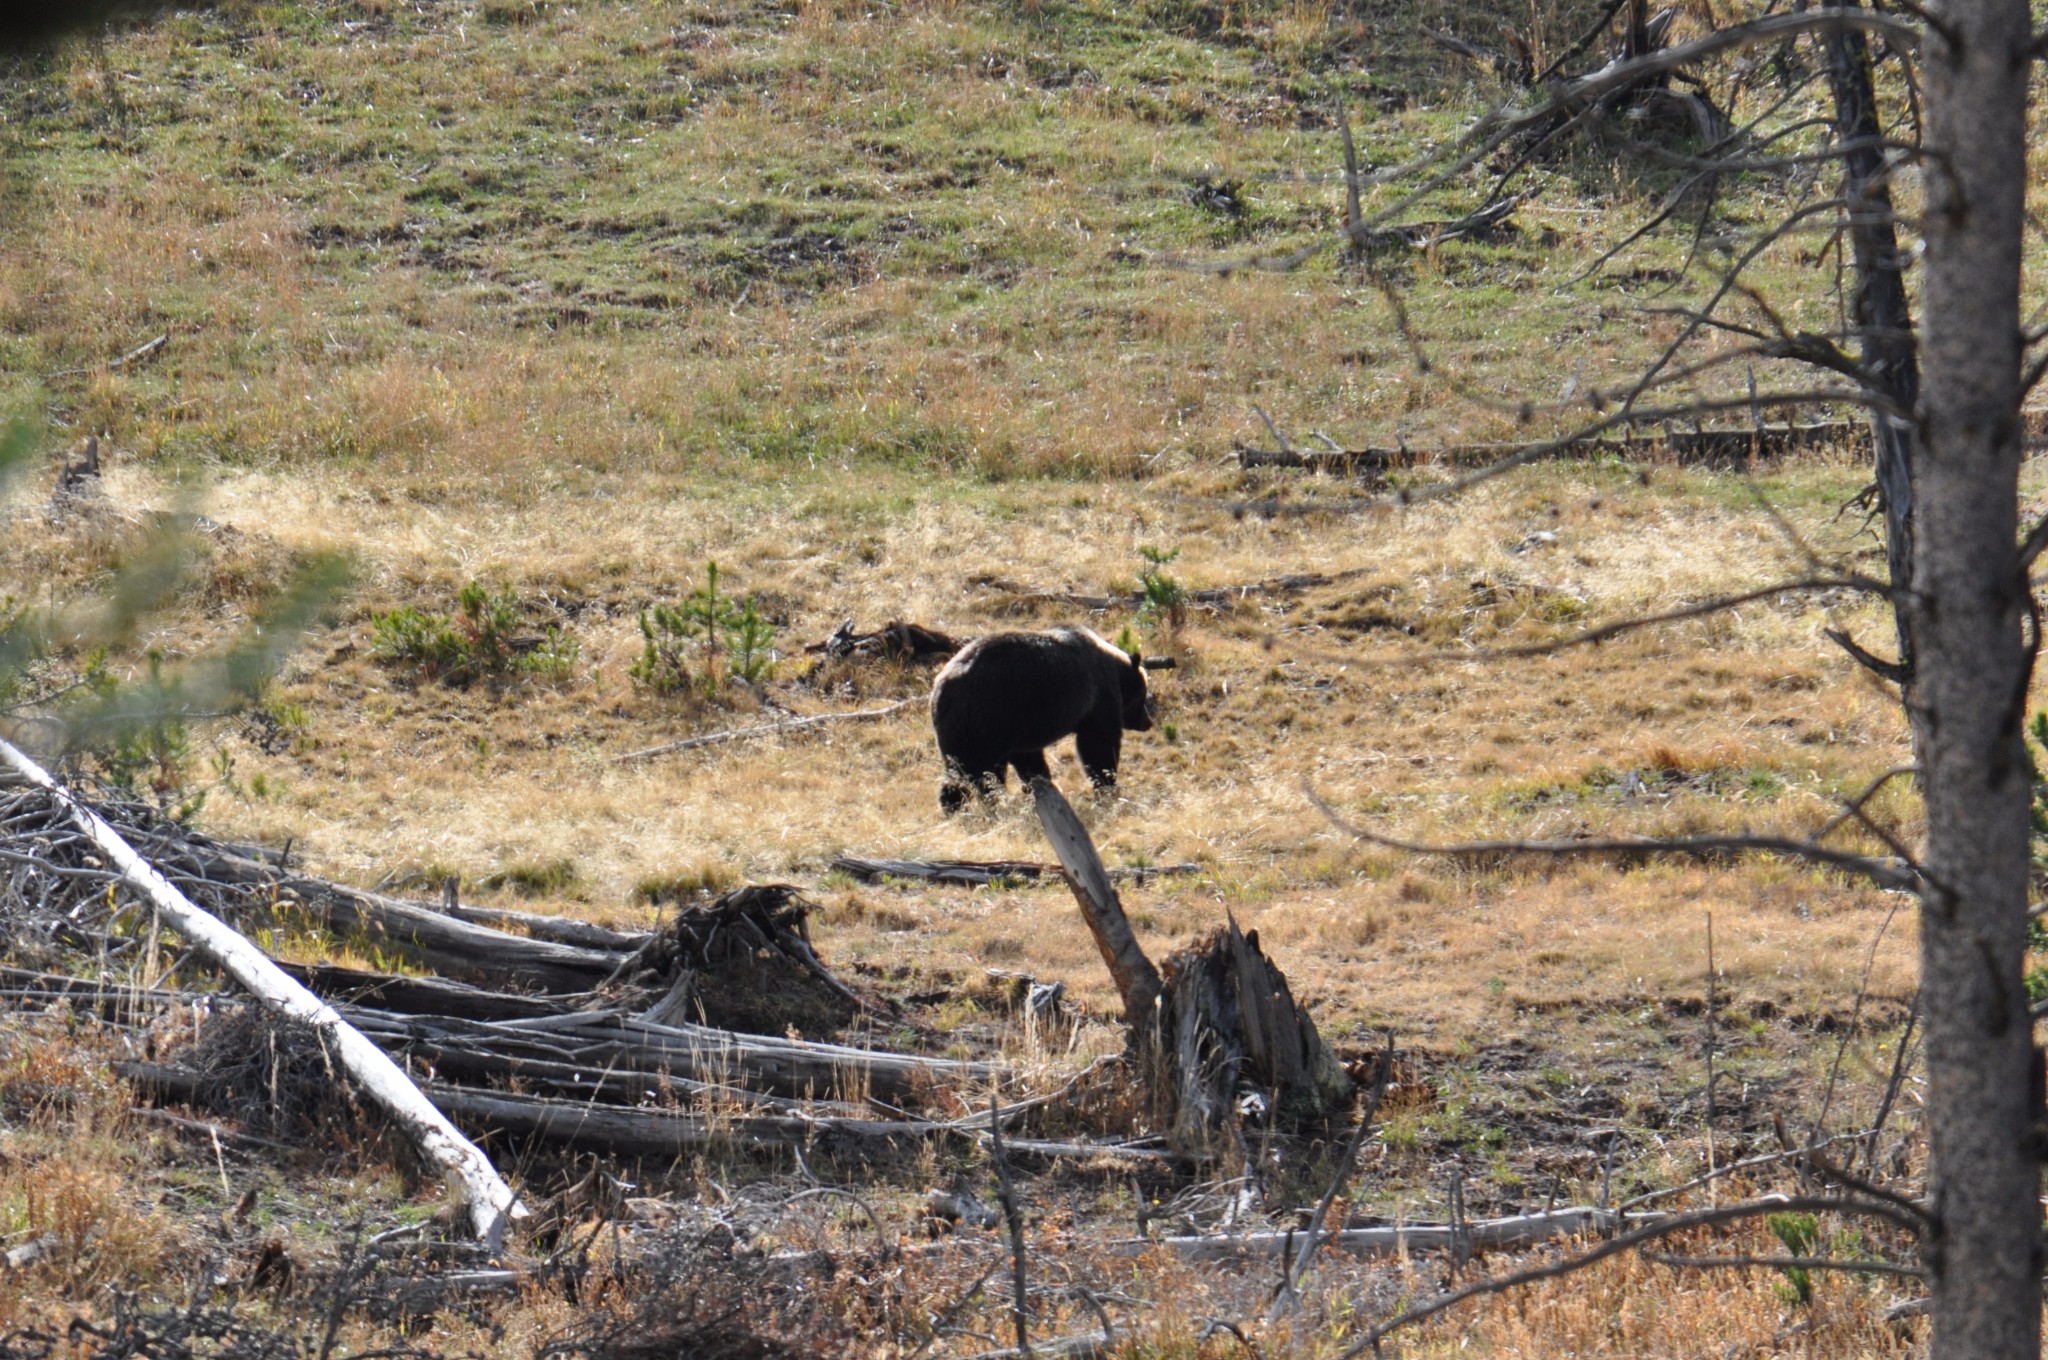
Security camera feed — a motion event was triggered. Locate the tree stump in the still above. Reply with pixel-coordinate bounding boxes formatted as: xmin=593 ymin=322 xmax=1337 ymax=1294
xmin=612 ymin=885 xmax=863 ymax=1037
xmin=1157 ymin=917 xmax=1356 ymax=1153
xmin=1030 ymin=779 xmax=1353 ymax=1155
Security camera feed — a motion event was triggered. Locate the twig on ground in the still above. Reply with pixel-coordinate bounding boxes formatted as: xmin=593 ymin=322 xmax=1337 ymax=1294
xmin=991 ymin=1096 xmax=1033 ymax=1360
xmin=610 ymin=700 xmax=913 ymax=764
xmin=1266 ymin=1032 xmax=1395 ymax=1322
xmin=1334 ymin=1194 xmax=1925 ymax=1356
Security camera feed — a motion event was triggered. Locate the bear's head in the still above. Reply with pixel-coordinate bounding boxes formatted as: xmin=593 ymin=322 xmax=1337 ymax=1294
xmin=1121 ymin=650 xmax=1155 ymax=732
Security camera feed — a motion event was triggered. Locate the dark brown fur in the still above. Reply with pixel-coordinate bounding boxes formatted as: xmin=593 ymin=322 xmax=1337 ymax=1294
xmin=930 ymin=625 xmax=1153 ymax=811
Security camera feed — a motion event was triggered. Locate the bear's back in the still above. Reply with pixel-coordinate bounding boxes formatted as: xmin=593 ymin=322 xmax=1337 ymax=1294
xmin=931 ymin=627 xmax=1123 ymax=746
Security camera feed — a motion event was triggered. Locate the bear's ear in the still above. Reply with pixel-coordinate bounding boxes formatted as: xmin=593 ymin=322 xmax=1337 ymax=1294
xmin=1127 ymin=646 xmax=1143 ymax=670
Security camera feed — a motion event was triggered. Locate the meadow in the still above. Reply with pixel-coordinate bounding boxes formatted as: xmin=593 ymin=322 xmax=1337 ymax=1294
xmin=0 ymin=0 xmax=2002 ymax=1353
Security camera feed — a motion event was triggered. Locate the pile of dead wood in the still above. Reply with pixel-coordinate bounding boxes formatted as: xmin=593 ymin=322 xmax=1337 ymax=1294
xmin=0 ymin=745 xmax=1191 ymax=1246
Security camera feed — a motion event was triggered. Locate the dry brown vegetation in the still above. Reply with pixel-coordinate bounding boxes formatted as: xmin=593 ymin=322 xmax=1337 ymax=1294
xmin=0 ymin=0 xmax=2012 ymax=1353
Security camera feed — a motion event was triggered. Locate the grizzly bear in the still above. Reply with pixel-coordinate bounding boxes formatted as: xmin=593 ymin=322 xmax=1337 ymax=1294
xmin=930 ymin=625 xmax=1154 ymax=812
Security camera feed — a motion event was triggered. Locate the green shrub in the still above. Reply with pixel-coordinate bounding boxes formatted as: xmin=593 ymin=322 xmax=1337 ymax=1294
xmin=1137 ymin=543 xmax=1187 ymax=636
xmin=370 ymin=580 xmax=571 ymax=684
xmin=631 ymin=561 xmax=778 ymax=698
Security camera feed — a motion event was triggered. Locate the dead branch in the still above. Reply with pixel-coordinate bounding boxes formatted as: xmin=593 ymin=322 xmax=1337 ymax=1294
xmin=1343 ymin=196 xmax=1522 ymax=255
xmin=1427 ymin=576 xmax=1887 ymax=662
xmin=989 ymin=1097 xmax=1034 ymax=1359
xmin=1646 ymin=1251 xmax=1922 ymax=1276
xmin=1310 ymin=785 xmax=1921 ymax=892
xmin=1115 ymin=1207 xmax=1645 ymax=1263
xmin=45 ymin=332 xmax=167 ymax=380
xmin=1267 ymin=1033 xmax=1396 ymax=1321
xmin=611 ymin=699 xmax=914 ymax=764
xmin=1031 ymin=778 xmax=1163 ymax=1026
xmin=0 ymin=738 xmax=526 ymax=1246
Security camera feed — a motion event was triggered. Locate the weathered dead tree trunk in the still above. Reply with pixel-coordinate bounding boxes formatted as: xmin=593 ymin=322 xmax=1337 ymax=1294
xmin=1157 ymin=916 xmax=1357 ymax=1151
xmin=1032 ymin=779 xmax=1162 ymax=1025
xmin=1820 ymin=0 xmax=1919 ymax=688
xmin=1030 ymin=779 xmax=1353 ymax=1154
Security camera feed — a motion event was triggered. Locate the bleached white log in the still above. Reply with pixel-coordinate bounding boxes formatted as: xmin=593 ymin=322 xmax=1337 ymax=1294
xmin=1106 ymin=1207 xmax=1654 ymax=1262
xmin=0 ymin=739 xmax=527 ymax=1247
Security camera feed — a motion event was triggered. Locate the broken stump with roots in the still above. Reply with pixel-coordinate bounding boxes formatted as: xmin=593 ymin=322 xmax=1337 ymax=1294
xmin=1030 ymin=778 xmax=1354 ymax=1155
xmin=610 ymin=884 xmax=867 ymax=1037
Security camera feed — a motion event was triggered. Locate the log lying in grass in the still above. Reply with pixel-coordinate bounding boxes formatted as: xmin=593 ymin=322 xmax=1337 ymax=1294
xmin=805 ymin=619 xmax=961 ymax=661
xmin=1236 ymin=420 xmax=1866 ymax=475
xmin=337 ymin=1006 xmax=1002 ymax=1104
xmin=1106 ymin=1207 xmax=1642 ymax=1262
xmin=279 ymin=962 xmax=572 ymax=1023
xmin=433 ymin=886 xmax=646 ymax=951
xmin=122 ymin=1057 xmax=1171 ymax=1165
xmin=0 ymin=739 xmax=526 ymax=1247
xmin=831 ymin=856 xmax=1204 ymax=888
xmin=426 ymin=1086 xmax=1177 ymax=1164
xmin=140 ymin=838 xmax=626 ymax=992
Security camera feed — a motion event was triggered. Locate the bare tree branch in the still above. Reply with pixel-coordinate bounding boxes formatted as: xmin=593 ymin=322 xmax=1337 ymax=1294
xmin=1308 ymin=785 xmax=1921 ymax=891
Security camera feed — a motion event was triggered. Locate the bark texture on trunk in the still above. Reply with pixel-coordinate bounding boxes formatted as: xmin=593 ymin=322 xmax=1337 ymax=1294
xmin=1913 ymin=0 xmax=2040 ymax=1351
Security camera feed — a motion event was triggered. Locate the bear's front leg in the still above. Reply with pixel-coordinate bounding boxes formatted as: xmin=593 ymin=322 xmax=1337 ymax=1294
xmin=1075 ymin=721 xmax=1123 ymax=790
xmin=1007 ymin=749 xmax=1052 ymax=785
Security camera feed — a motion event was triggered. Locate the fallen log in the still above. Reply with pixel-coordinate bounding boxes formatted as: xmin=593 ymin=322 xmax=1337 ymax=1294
xmin=333 ymin=1006 xmax=1001 ymax=1104
xmin=122 ymin=836 xmax=625 ymax=991
xmin=611 ymin=700 xmax=914 ymax=765
xmin=1104 ymin=1207 xmax=1646 ymax=1262
xmin=830 ymin=856 xmax=1205 ymax=888
xmin=428 ymin=1086 xmax=1173 ymax=1164
xmin=278 ymin=962 xmax=571 ymax=1023
xmin=433 ymin=880 xmax=645 ymax=951
xmin=1236 ymin=420 xmax=1865 ymax=475
xmin=0 ymin=741 xmax=525 ymax=1247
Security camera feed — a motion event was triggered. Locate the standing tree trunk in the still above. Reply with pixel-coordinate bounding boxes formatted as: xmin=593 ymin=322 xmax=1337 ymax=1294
xmin=1820 ymin=2 xmax=1919 ymax=684
xmin=1911 ymin=0 xmax=2040 ymax=1351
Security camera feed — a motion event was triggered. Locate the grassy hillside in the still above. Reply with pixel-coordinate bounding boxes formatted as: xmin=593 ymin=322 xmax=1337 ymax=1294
xmin=0 ymin=0 xmax=1996 ymax=1355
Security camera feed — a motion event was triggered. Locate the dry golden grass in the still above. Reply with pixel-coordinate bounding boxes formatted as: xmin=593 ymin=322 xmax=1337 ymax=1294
xmin=3 ymin=449 xmax=1928 ymax=1043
